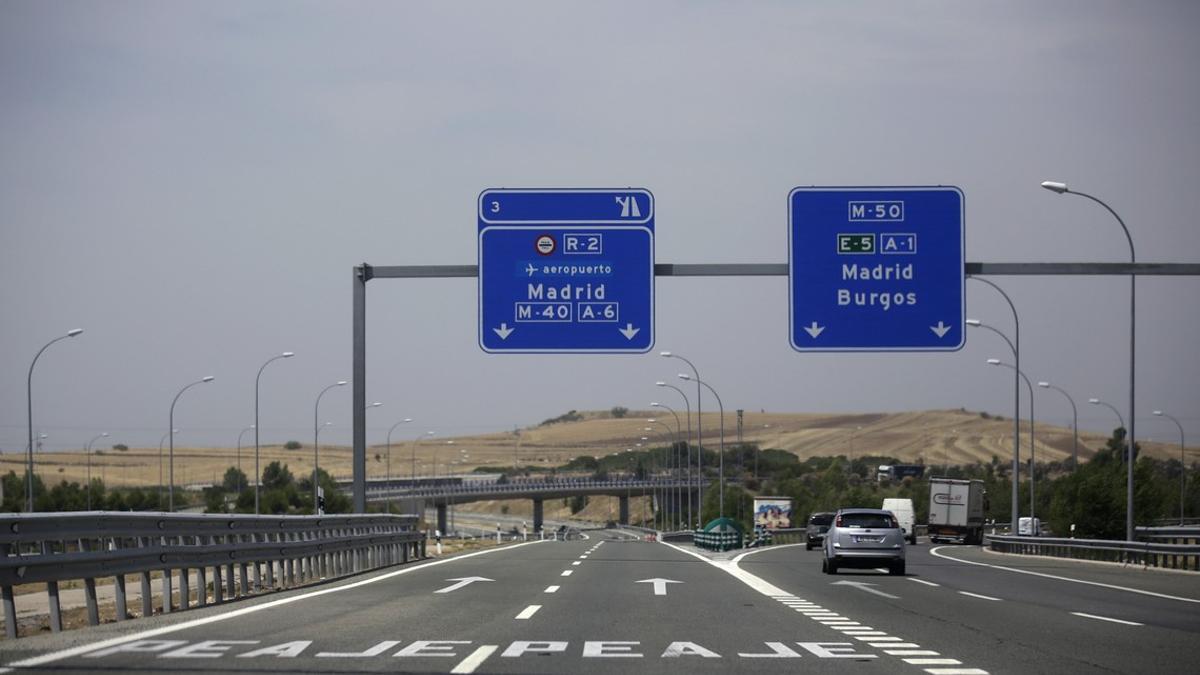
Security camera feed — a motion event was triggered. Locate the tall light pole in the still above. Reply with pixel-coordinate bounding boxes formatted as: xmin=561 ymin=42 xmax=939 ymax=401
xmin=1152 ymin=411 xmax=1187 ymax=524
xmin=170 ymin=376 xmax=214 ymax=511
xmin=965 ymin=281 xmax=1021 ymax=533
xmin=26 ymin=328 xmax=84 ymax=511
xmin=158 ymin=428 xmax=178 ymax=507
xmin=1089 ymin=397 xmax=1129 ymax=521
xmin=313 ymin=380 xmax=347 ymax=507
xmin=84 ymin=432 xmax=108 ymax=510
xmin=651 ymin=402 xmax=683 ymax=529
xmin=656 ymin=381 xmax=694 ymax=528
xmin=413 ymin=431 xmax=436 ymax=481
xmin=647 ymin=418 xmax=677 ymax=530
xmin=386 ymin=418 xmax=414 ymax=512
xmin=255 ymin=351 xmax=294 ymax=514
xmin=1038 ymin=382 xmax=1079 ymax=470
xmin=679 ymin=372 xmax=725 ymax=520
xmin=236 ymin=425 xmax=254 ymax=493
xmin=987 ymin=359 xmax=1036 ymax=524
xmin=1042 ymin=180 xmax=1136 ymax=541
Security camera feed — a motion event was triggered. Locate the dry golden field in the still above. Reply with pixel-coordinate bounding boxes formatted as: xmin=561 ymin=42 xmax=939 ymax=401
xmin=1 ymin=409 xmax=1189 ymax=489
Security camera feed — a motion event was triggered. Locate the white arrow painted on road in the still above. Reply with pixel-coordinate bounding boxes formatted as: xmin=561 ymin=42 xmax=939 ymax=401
xmin=831 ymin=580 xmax=899 ymax=599
xmin=636 ymin=578 xmax=682 ymax=596
xmin=493 ymin=324 xmax=514 ymax=340
xmin=804 ymin=321 xmax=825 ymax=338
xmin=435 ymin=576 xmax=494 ymax=594
xmin=619 ymin=323 xmax=640 ymax=340
xmin=930 ymin=321 xmax=952 ymax=338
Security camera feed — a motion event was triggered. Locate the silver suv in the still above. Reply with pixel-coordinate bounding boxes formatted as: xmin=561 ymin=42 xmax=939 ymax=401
xmin=821 ymin=508 xmax=906 ymax=576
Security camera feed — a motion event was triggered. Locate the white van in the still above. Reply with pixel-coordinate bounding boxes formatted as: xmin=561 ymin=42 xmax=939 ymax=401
xmin=882 ymin=498 xmax=917 ymax=545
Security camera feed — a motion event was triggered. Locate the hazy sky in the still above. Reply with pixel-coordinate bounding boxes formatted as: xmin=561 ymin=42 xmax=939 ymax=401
xmin=2 ymin=1 xmax=1197 ymax=454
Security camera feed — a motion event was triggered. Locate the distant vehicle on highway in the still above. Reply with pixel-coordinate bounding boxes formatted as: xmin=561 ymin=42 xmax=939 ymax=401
xmin=1018 ymin=516 xmax=1042 ymax=536
xmin=805 ymin=511 xmax=835 ymax=550
xmin=821 ymin=508 xmax=906 ymax=575
xmin=927 ymin=477 xmax=987 ymax=544
xmin=882 ymin=497 xmax=917 ymax=545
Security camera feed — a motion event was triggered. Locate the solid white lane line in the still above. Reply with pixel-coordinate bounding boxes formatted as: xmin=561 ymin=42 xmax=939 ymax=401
xmin=450 ymin=645 xmax=498 ymax=674
xmin=910 ymin=578 xmax=941 ymax=587
xmin=0 ymin=539 xmax=550 ymax=672
xmin=560 ymin=570 xmax=573 ymax=576
xmin=515 ymin=605 xmax=541 ymax=620
xmin=931 ymin=545 xmax=1200 ymax=604
xmin=1071 ymin=611 xmax=1143 ymax=626
xmin=958 ymin=591 xmax=1001 ymax=602
xmin=544 ymin=586 xmax=560 ymax=593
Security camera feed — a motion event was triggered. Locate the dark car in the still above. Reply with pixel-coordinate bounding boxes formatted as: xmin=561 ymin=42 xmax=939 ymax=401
xmin=805 ymin=512 xmax=836 ymax=550
xmin=822 ymin=508 xmax=906 ymax=576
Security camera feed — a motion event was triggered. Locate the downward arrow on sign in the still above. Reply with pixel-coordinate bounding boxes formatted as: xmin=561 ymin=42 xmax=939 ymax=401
xmin=493 ymin=323 xmax=514 ymax=340
xmin=619 ymin=323 xmax=640 ymax=340
xmin=930 ymin=321 xmax=952 ymax=338
xmin=804 ymin=322 xmax=825 ymax=338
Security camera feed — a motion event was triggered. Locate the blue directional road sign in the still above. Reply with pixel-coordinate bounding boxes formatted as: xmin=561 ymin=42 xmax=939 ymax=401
xmin=478 ymin=188 xmax=654 ymax=353
xmin=789 ymin=186 xmax=965 ymax=352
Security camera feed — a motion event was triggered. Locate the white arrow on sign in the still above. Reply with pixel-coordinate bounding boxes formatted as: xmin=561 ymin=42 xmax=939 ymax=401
xmin=831 ymin=580 xmax=899 ymax=599
xmin=636 ymin=578 xmax=682 ymax=596
xmin=435 ymin=576 xmax=494 ymax=594
xmin=619 ymin=323 xmax=640 ymax=340
xmin=493 ymin=323 xmax=514 ymax=340
xmin=804 ymin=321 xmax=825 ymax=339
xmin=930 ymin=321 xmax=952 ymax=338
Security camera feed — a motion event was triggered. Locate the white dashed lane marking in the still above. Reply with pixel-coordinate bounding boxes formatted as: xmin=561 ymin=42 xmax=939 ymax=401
xmin=514 ymin=605 xmax=541 ymax=620
xmin=958 ymin=591 xmax=1001 ymax=602
xmin=544 ymin=586 xmax=560 ymax=594
xmin=560 ymin=570 xmax=573 ymax=577
xmin=1070 ymin=612 xmax=1143 ymax=626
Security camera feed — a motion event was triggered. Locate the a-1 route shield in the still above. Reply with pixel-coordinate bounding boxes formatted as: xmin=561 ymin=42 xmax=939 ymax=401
xmin=478 ymin=189 xmax=654 ymax=353
xmin=789 ymin=186 xmax=965 ymax=352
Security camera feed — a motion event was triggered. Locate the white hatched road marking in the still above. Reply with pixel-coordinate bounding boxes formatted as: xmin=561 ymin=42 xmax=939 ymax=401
xmin=450 ymin=645 xmax=498 ymax=674
xmin=888 ymin=650 xmax=941 ymax=656
xmin=560 ymin=570 xmax=573 ymax=577
xmin=543 ymin=586 xmax=560 ymax=593
xmin=514 ymin=605 xmax=541 ymax=620
xmin=907 ymin=658 xmax=962 ymax=665
xmin=1071 ymin=612 xmax=1143 ymax=626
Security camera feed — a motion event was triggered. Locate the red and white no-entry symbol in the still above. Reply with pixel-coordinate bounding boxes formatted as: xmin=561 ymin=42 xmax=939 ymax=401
xmin=535 ymin=234 xmax=556 ymax=256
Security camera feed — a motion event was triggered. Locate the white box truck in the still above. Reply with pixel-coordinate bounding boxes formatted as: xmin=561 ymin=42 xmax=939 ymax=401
xmin=927 ymin=477 xmax=987 ymax=544
xmin=882 ymin=498 xmax=917 ymax=545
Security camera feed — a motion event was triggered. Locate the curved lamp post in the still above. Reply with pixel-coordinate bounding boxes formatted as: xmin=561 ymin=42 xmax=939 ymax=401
xmin=1152 ymin=411 xmax=1187 ymax=524
xmin=679 ymin=372 xmax=725 ymax=520
xmin=170 ymin=376 xmax=214 ymax=511
xmin=651 ymin=402 xmax=684 ymax=529
xmin=26 ymin=328 xmax=84 ymax=511
xmin=656 ymin=381 xmax=695 ymax=528
xmin=236 ymin=425 xmax=254 ymax=494
xmin=647 ymin=418 xmax=677 ymax=530
xmin=1043 ymin=180 xmax=1136 ymax=541
xmin=386 ymin=418 xmax=414 ymax=511
xmin=85 ymin=432 xmax=109 ymax=510
xmin=313 ymin=380 xmax=347 ymax=506
xmin=1038 ymin=382 xmax=1079 ymax=470
xmin=255 ymin=351 xmax=294 ymax=514
xmin=158 ymin=428 xmax=178 ymax=507
xmin=987 ymin=359 xmax=1036 ymax=523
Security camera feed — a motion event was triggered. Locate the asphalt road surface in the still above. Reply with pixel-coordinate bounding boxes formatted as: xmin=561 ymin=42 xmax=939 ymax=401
xmin=2 ymin=533 xmax=1198 ymax=674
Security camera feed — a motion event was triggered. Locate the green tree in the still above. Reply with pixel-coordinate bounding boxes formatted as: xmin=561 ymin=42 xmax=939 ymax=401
xmin=261 ymin=461 xmax=294 ymax=491
xmin=222 ymin=466 xmax=247 ymax=493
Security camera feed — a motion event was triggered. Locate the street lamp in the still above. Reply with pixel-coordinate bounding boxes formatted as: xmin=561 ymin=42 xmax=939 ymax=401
xmin=85 ymin=432 xmax=109 ymax=510
xmin=386 ymin=418 xmax=414 ymax=512
xmin=313 ymin=380 xmax=347 ymax=507
xmin=158 ymin=428 xmax=178 ymax=507
xmin=1089 ymin=397 xmax=1126 ymax=434
xmin=987 ymin=359 xmax=1036 ymax=524
xmin=1152 ymin=411 xmax=1187 ymax=524
xmin=651 ymin=402 xmax=684 ymax=529
xmin=656 ymin=381 xmax=695 ymax=529
xmin=679 ymin=372 xmax=726 ymax=520
xmin=26 ymin=328 xmax=84 ymax=511
xmin=170 ymin=375 xmax=214 ymax=511
xmin=236 ymin=425 xmax=254 ymax=494
xmin=1042 ymin=180 xmax=1136 ymax=541
xmin=967 ymin=315 xmax=1021 ymax=531
xmin=647 ymin=418 xmax=676 ymax=531
xmin=413 ymin=431 xmax=436 ymax=481
xmin=255 ymin=351 xmax=294 ymax=514
xmin=661 ymin=351 xmax=704 ymax=522
xmin=1038 ymin=382 xmax=1079 ymax=470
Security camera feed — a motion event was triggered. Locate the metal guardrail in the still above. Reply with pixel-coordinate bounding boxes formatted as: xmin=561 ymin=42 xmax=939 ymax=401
xmin=0 ymin=512 xmax=426 ymax=639
xmin=986 ymin=534 xmax=1200 ymax=572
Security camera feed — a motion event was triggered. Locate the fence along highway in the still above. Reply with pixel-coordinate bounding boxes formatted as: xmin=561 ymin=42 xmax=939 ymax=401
xmin=4 ymin=529 xmax=1200 ymax=674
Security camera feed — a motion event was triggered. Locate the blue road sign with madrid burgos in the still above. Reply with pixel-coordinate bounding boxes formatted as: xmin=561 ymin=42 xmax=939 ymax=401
xmin=789 ymin=186 xmax=965 ymax=352
xmin=478 ymin=188 xmax=654 ymax=353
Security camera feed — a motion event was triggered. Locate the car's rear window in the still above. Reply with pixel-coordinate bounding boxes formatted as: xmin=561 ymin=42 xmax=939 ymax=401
xmin=839 ymin=513 xmax=897 ymax=529
xmin=809 ymin=514 xmax=833 ymax=526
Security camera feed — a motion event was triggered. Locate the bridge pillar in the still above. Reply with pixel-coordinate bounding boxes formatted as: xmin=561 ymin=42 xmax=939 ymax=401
xmin=436 ymin=503 xmax=448 ymax=535
xmin=532 ymin=498 xmax=544 ymax=532
xmin=619 ymin=495 xmax=630 ymax=525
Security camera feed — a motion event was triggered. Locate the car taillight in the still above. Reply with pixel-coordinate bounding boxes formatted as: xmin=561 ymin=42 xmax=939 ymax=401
xmin=834 ymin=515 xmax=843 ymax=527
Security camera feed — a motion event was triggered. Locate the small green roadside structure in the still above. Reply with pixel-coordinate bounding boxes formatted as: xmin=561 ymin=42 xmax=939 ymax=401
xmin=693 ymin=517 xmax=743 ymax=551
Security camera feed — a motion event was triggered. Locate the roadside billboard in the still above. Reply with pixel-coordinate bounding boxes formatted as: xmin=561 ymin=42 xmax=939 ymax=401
xmin=753 ymin=497 xmax=793 ymax=530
